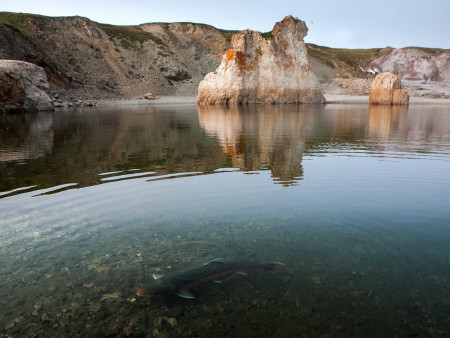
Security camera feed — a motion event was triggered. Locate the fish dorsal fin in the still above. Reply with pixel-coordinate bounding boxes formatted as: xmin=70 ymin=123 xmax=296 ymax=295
xmin=153 ymin=273 xmax=164 ymax=280
xmin=211 ymin=258 xmax=226 ymax=264
xmin=176 ymin=288 xmax=195 ymax=299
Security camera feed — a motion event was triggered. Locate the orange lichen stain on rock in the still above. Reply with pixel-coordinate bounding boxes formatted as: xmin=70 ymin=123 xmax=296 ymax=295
xmin=225 ymin=49 xmax=237 ymax=62
xmin=223 ymin=49 xmax=255 ymax=71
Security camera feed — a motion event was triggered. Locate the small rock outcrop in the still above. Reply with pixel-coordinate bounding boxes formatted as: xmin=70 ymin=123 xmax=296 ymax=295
xmin=0 ymin=60 xmax=54 ymax=113
xmin=369 ymin=72 xmax=409 ymax=105
xmin=197 ymin=15 xmax=325 ymax=105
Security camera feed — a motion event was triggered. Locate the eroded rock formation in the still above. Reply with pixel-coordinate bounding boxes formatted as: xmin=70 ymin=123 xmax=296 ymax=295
xmin=369 ymin=72 xmax=409 ymax=105
xmin=0 ymin=60 xmax=54 ymax=113
xmin=197 ymin=16 xmax=325 ymax=105
xmin=369 ymin=48 xmax=441 ymax=81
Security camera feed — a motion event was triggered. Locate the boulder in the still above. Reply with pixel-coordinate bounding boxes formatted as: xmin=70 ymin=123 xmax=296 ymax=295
xmin=392 ymin=89 xmax=409 ymax=105
xmin=143 ymin=92 xmax=158 ymax=100
xmin=197 ymin=15 xmax=325 ymax=105
xmin=0 ymin=60 xmax=54 ymax=113
xmin=369 ymin=72 xmax=409 ymax=105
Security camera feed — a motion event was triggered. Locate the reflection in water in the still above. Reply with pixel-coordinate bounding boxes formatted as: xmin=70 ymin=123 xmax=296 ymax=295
xmin=0 ymin=106 xmax=227 ymax=193
xmin=198 ymin=105 xmax=314 ymax=185
xmin=368 ymin=105 xmax=406 ymax=138
xmin=0 ymin=112 xmax=54 ymax=162
xmin=1 ymin=104 xmax=450 ymax=193
xmin=368 ymin=105 xmax=450 ymax=158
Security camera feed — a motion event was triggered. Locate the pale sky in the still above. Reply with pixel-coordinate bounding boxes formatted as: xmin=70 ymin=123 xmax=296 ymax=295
xmin=1 ymin=0 xmax=449 ymax=49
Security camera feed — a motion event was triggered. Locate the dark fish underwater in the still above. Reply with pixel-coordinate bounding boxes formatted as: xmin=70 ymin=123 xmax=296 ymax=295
xmin=137 ymin=258 xmax=284 ymax=299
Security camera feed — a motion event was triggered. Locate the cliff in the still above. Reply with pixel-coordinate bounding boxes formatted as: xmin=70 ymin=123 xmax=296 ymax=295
xmin=0 ymin=12 xmax=236 ymax=101
xmin=0 ymin=12 xmax=448 ymax=102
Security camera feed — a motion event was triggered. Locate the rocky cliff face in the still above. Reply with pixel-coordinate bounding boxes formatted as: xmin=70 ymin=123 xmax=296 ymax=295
xmin=197 ymin=16 xmax=325 ymax=104
xmin=0 ymin=12 xmax=448 ymax=101
xmin=369 ymin=48 xmax=446 ymax=81
xmin=0 ymin=13 xmax=234 ymax=100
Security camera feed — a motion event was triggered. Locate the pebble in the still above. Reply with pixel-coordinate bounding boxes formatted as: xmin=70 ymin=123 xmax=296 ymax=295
xmin=156 ymin=330 xmax=171 ymax=338
xmin=123 ymin=326 xmax=134 ymax=337
xmin=100 ymin=292 xmax=120 ymax=302
xmin=41 ymin=313 xmax=49 ymax=322
xmin=202 ymin=319 xmax=213 ymax=329
xmin=154 ymin=316 xmax=164 ymax=328
xmin=165 ymin=317 xmax=177 ymax=327
xmin=166 ymin=305 xmax=184 ymax=318
xmin=89 ymin=303 xmax=101 ymax=312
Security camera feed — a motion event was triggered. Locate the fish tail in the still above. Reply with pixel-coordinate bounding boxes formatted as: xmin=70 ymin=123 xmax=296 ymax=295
xmin=261 ymin=262 xmax=284 ymax=273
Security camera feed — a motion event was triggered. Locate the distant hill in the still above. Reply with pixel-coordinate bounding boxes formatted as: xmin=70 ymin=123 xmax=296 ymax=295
xmin=1 ymin=12 xmax=448 ymax=100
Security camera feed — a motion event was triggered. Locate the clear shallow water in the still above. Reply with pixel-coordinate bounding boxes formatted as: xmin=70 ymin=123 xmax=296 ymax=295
xmin=1 ymin=104 xmax=450 ymax=337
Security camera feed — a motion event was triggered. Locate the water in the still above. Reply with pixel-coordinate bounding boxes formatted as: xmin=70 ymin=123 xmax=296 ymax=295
xmin=1 ymin=103 xmax=450 ymax=337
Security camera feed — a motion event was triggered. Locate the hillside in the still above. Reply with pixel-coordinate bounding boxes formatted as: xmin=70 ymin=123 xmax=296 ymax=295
xmin=1 ymin=12 xmax=448 ymax=101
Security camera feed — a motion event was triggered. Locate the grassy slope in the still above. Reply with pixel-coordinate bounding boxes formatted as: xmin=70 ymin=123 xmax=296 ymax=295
xmin=0 ymin=11 xmax=50 ymax=43
xmin=305 ymin=44 xmax=391 ymax=77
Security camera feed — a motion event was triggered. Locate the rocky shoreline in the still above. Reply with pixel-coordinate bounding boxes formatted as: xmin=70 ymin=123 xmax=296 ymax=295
xmin=49 ymin=93 xmax=449 ymax=109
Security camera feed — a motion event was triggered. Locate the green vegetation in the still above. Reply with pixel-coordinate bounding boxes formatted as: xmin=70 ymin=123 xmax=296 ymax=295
xmin=0 ymin=12 xmax=48 ymax=31
xmin=306 ymin=43 xmax=388 ymax=76
xmin=219 ymin=29 xmax=240 ymax=43
xmin=99 ymin=23 xmax=166 ymax=48
xmin=0 ymin=12 xmax=49 ymax=44
xmin=261 ymin=31 xmax=273 ymax=39
xmin=161 ymin=23 xmax=179 ymax=44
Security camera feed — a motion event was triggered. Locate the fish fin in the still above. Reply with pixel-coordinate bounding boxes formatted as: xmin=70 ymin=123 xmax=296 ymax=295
xmin=237 ymin=270 xmax=249 ymax=276
xmin=153 ymin=273 xmax=164 ymax=280
xmin=175 ymin=288 xmax=195 ymax=299
xmin=211 ymin=258 xmax=225 ymax=263
xmin=263 ymin=262 xmax=285 ymax=273
xmin=212 ymin=280 xmax=222 ymax=283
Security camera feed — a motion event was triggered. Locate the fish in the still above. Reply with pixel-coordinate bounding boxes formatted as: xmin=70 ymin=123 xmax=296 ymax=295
xmin=136 ymin=258 xmax=284 ymax=299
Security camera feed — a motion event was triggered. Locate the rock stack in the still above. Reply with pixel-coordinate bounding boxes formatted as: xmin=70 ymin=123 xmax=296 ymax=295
xmin=369 ymin=72 xmax=409 ymax=105
xmin=197 ymin=16 xmax=325 ymax=105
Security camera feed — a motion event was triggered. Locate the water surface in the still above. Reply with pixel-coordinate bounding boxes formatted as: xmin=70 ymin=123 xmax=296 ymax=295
xmin=1 ymin=104 xmax=450 ymax=337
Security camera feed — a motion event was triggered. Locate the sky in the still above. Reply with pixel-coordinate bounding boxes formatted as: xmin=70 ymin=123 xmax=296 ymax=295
xmin=1 ymin=0 xmax=449 ymax=49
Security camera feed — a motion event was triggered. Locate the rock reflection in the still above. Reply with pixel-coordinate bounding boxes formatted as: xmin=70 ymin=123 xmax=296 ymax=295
xmin=198 ymin=105 xmax=323 ymax=186
xmin=368 ymin=105 xmax=407 ymax=139
xmin=368 ymin=104 xmax=450 ymax=157
xmin=0 ymin=112 xmax=54 ymax=162
xmin=0 ymin=106 xmax=226 ymax=192
xmin=2 ymin=103 xmax=450 ymax=193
